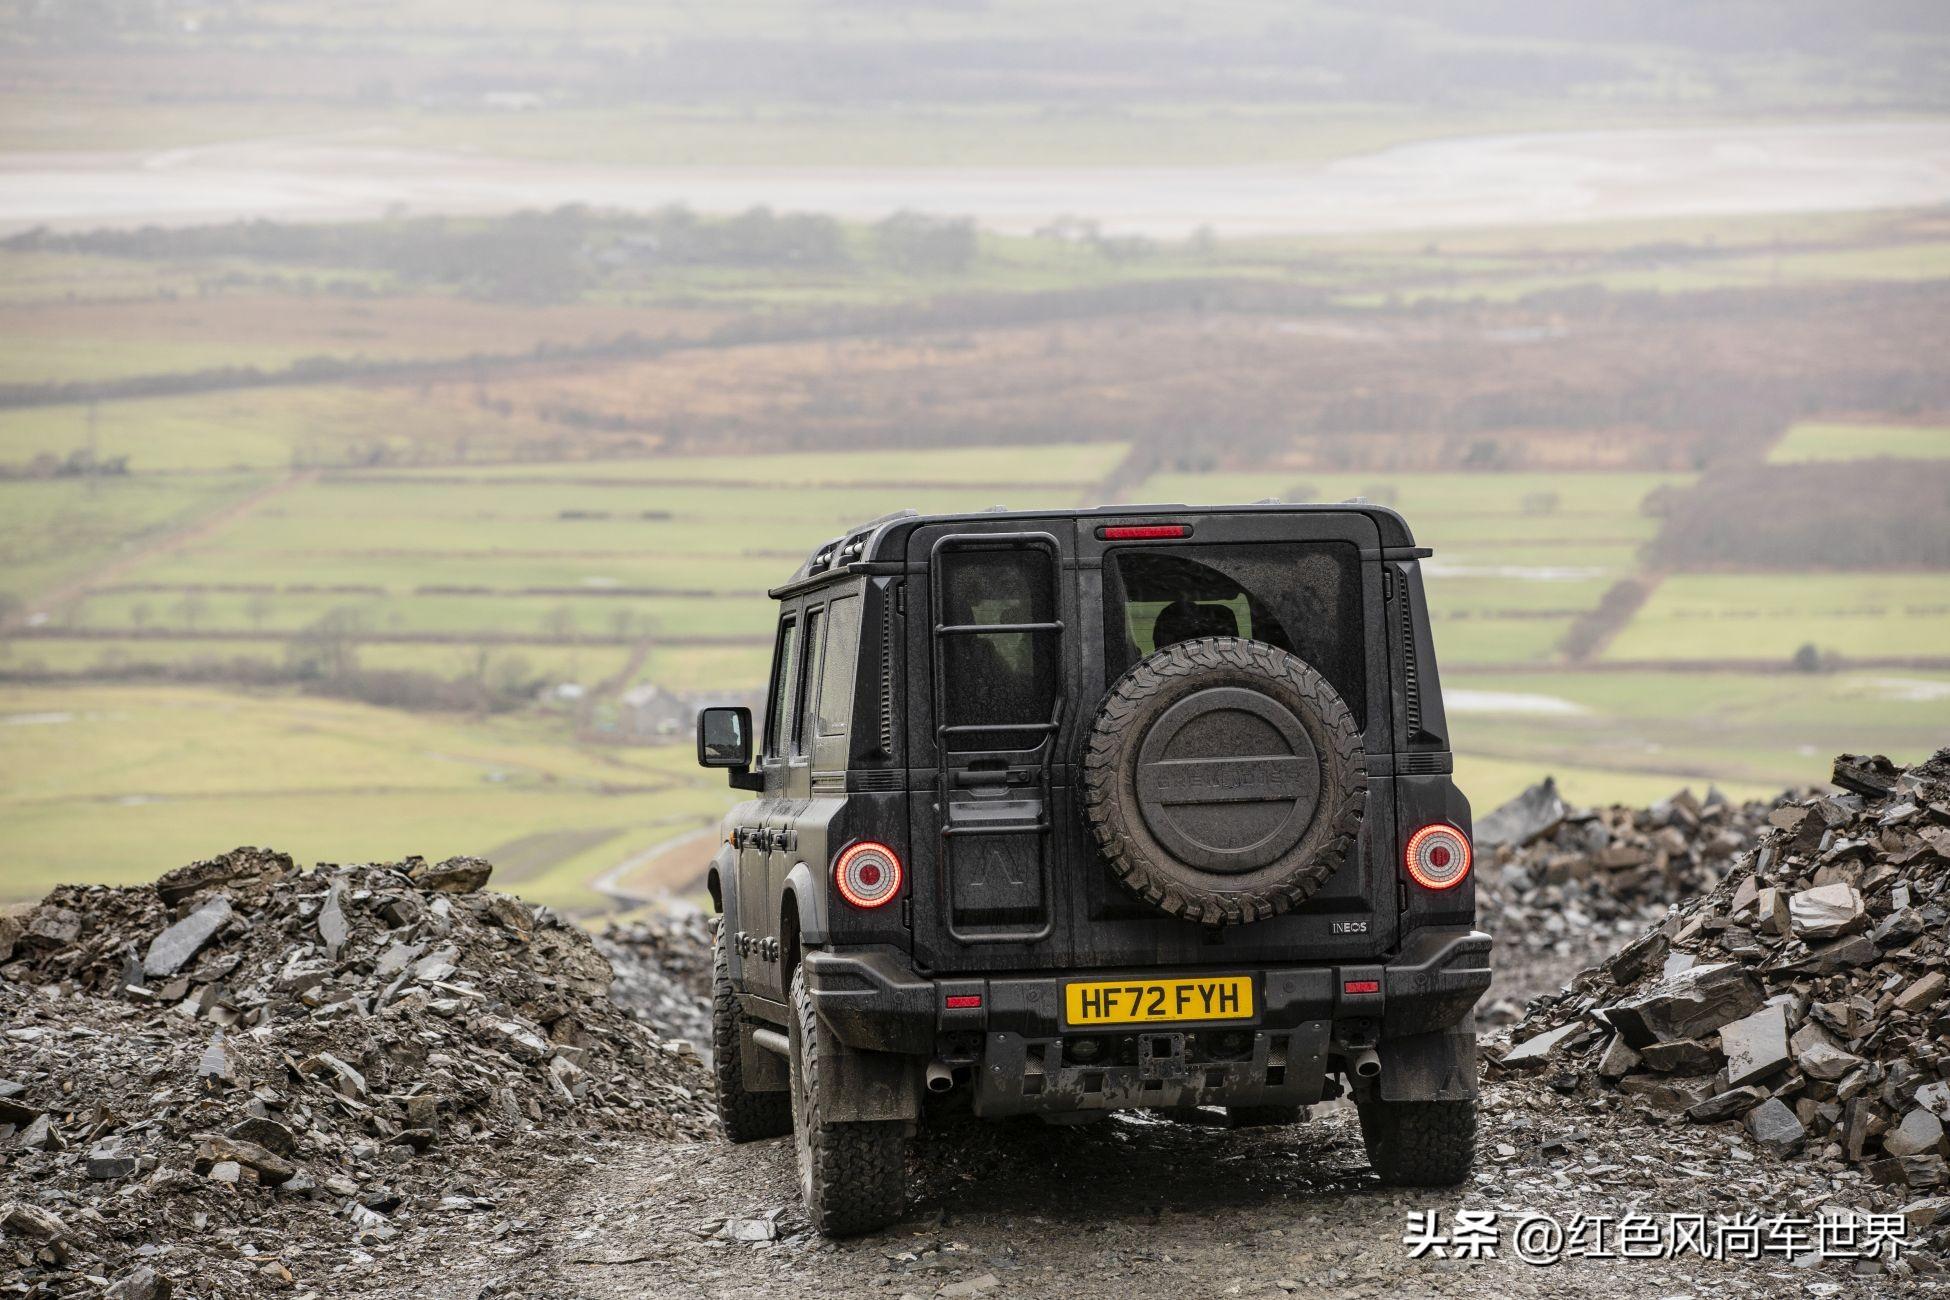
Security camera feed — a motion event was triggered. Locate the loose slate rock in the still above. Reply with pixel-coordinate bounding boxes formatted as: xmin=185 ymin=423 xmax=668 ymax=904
xmin=1885 ymin=1109 xmax=1947 ymax=1159
xmin=409 ymin=855 xmax=493 ymax=893
xmin=1498 ymin=1022 xmax=1583 ymax=1068
xmin=1789 ymin=1023 xmax=1864 ymax=1082
xmin=103 ymin=1266 xmax=172 ymax=1300
xmin=1601 ymin=962 xmax=1764 ymax=1049
xmin=1475 ymin=777 xmax=1570 ymax=848
xmin=1719 ymin=1003 xmax=1790 ymax=1087
xmin=1746 ymin=1097 xmax=1806 ymax=1155
xmin=1688 ymin=1086 xmax=1769 ymax=1124
xmin=142 ymin=895 xmax=233 ymax=978
xmin=193 ymin=1136 xmax=296 ymax=1185
xmin=1788 ymin=882 xmax=1865 ymax=940
xmin=319 ymin=876 xmax=350 ymax=959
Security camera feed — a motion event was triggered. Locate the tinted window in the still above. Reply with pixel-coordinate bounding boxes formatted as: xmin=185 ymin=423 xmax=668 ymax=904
xmin=1102 ymin=543 xmax=1366 ymax=726
xmin=796 ymin=606 xmax=824 ymax=755
xmin=816 ymin=596 xmax=861 ymax=737
xmin=765 ymin=615 xmax=799 ymax=758
xmin=938 ymin=547 xmax=1059 ymax=752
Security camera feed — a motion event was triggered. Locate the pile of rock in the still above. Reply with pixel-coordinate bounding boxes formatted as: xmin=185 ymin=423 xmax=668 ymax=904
xmin=1477 ymin=776 xmax=1784 ymax=958
xmin=0 ymin=847 xmax=713 ymax=1298
xmin=597 ymin=908 xmax=716 ymax=1051
xmin=1496 ymin=751 xmax=1950 ymax=1258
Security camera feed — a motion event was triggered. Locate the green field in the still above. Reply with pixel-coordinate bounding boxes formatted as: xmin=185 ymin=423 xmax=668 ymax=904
xmin=0 ymin=684 xmax=728 ymax=909
xmin=1604 ymin=574 xmax=1950 ymax=663
xmin=1768 ymin=421 xmax=1950 ymax=464
xmin=1447 ymin=670 xmax=1950 ymax=806
xmin=0 ymin=474 xmax=270 ymax=602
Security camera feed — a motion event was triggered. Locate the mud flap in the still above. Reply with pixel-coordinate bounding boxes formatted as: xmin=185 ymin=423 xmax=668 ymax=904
xmin=1376 ymin=1029 xmax=1477 ymax=1102
xmin=738 ymin=1023 xmax=787 ymax=1093
xmin=820 ymin=1045 xmax=922 ymax=1123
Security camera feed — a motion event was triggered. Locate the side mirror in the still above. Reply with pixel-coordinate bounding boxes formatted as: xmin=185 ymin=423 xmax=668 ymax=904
xmin=697 ymin=706 xmax=761 ymax=790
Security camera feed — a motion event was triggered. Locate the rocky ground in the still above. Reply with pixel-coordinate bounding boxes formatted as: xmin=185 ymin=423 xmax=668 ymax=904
xmin=4 ymin=754 xmax=1946 ymax=1300
xmin=1494 ymin=753 xmax=1950 ymax=1249
xmin=0 ymin=850 xmax=715 ymax=1299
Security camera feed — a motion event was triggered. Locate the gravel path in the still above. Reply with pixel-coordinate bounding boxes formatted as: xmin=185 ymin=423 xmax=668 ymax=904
xmin=352 ymin=1077 xmax=1927 ymax=1300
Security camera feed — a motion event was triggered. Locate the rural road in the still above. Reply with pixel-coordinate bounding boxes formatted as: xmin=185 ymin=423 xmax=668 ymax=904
xmin=5 ymin=120 xmax=1949 ymax=237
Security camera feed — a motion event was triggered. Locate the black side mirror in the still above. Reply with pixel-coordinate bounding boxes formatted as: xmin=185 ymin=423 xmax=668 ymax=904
xmin=697 ymin=706 xmax=762 ymax=790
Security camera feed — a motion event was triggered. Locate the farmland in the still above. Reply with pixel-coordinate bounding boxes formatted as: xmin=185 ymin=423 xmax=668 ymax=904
xmin=4 ymin=203 xmax=1948 ymax=907
xmin=2 ymin=15 xmax=1948 ymax=908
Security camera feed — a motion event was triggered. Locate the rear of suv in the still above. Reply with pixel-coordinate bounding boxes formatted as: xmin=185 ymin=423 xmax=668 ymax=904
xmin=695 ymin=503 xmax=1490 ymax=1235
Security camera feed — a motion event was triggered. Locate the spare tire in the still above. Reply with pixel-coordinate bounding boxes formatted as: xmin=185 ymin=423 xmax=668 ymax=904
xmin=1081 ymin=637 xmax=1367 ymax=925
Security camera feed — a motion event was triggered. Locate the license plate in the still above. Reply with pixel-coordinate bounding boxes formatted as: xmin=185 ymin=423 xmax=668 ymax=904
xmin=1063 ymin=975 xmax=1255 ymax=1026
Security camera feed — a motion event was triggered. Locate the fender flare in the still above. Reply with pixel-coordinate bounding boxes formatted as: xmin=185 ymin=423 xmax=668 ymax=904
xmin=782 ymin=860 xmax=832 ymax=948
xmin=707 ymin=841 xmax=737 ymax=921
xmin=707 ymin=841 xmax=741 ymax=983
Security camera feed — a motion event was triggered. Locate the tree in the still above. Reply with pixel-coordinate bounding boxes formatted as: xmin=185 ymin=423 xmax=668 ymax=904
xmin=130 ymin=600 xmax=152 ymax=632
xmin=172 ymin=593 xmax=209 ymax=632
xmin=873 ymin=211 xmax=978 ymax=275
xmin=544 ymin=605 xmax=578 ymax=641
xmin=244 ymin=592 xmax=273 ymax=632
xmin=286 ymin=608 xmax=364 ymax=679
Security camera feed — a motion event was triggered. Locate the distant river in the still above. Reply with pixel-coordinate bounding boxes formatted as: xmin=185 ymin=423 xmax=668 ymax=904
xmin=2 ymin=120 xmax=1947 ymax=236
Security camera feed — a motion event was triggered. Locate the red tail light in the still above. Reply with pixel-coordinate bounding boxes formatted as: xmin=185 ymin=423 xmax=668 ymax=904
xmin=1097 ymin=523 xmax=1191 ymax=540
xmin=834 ymin=841 xmax=903 ymax=909
xmin=1404 ymin=824 xmax=1472 ymax=891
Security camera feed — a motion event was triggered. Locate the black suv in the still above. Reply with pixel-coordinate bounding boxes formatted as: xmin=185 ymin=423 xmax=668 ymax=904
xmin=695 ymin=503 xmax=1490 ymax=1235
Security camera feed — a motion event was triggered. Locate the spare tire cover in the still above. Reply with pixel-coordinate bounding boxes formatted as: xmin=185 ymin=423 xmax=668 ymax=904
xmin=1082 ymin=636 xmax=1367 ymax=925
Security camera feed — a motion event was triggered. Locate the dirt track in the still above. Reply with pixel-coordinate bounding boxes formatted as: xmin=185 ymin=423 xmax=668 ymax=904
xmin=351 ymin=1081 xmax=1915 ymax=1300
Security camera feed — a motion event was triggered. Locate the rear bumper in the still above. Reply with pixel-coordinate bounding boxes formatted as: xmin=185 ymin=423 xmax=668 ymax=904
xmin=804 ymin=927 xmax=1491 ymax=1115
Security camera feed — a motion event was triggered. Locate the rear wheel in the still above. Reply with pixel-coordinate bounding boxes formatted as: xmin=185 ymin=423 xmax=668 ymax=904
xmin=1356 ymin=1098 xmax=1477 ymax=1186
xmin=789 ymin=965 xmax=906 ymax=1236
xmin=711 ymin=920 xmax=791 ymax=1143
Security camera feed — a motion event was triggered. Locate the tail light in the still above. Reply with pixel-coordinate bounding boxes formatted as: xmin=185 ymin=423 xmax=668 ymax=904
xmin=834 ymin=841 xmax=903 ymax=909
xmin=1404 ymin=823 xmax=1471 ymax=891
xmin=1096 ymin=523 xmax=1191 ymax=540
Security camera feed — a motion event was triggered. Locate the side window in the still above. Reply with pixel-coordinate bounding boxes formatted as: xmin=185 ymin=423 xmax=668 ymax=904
xmin=816 ymin=596 xmax=862 ymax=737
xmin=765 ymin=614 xmax=799 ymax=759
xmin=937 ymin=546 xmax=1059 ymax=752
xmin=795 ymin=606 xmax=825 ymax=756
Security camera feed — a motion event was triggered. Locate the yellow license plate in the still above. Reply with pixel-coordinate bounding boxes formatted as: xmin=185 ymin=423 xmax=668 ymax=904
xmin=1064 ymin=975 xmax=1255 ymax=1026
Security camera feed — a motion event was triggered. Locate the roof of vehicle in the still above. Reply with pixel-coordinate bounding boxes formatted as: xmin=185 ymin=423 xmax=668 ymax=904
xmin=770 ymin=500 xmax=1423 ymax=599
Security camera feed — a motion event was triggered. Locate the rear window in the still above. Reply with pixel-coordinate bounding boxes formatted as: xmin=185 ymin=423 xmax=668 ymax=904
xmin=1102 ymin=542 xmax=1366 ymax=726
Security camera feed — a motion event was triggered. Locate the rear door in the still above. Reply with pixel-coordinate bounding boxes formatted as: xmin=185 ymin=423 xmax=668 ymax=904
xmin=904 ymin=522 xmax=1077 ymax=973
xmin=1070 ymin=510 xmax=1399 ymax=968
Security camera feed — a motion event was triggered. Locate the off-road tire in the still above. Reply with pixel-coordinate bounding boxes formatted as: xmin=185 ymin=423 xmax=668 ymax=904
xmin=1356 ymin=1098 xmax=1477 ymax=1186
xmin=1082 ymin=636 xmax=1367 ymax=924
xmin=711 ymin=920 xmax=791 ymax=1143
xmin=1225 ymin=1104 xmax=1304 ymax=1129
xmin=789 ymin=965 xmax=906 ymax=1236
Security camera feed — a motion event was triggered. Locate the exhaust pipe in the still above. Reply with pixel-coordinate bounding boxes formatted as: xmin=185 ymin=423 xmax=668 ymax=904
xmin=926 ymin=1061 xmax=956 ymax=1094
xmin=1351 ymin=1047 xmax=1381 ymax=1080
